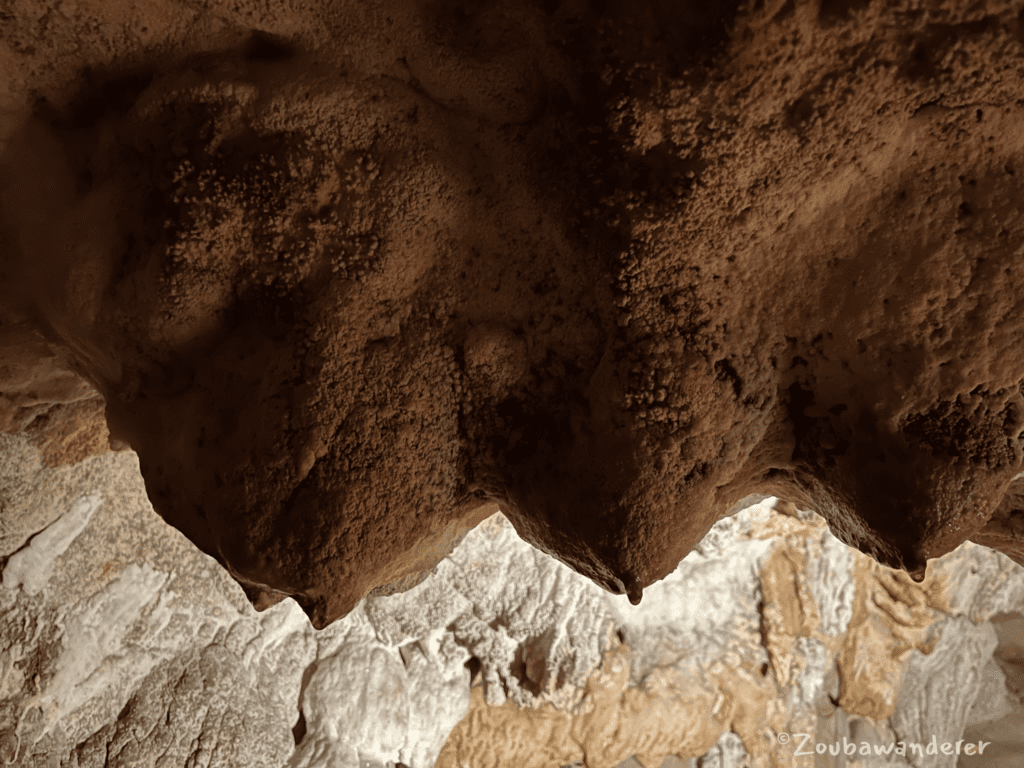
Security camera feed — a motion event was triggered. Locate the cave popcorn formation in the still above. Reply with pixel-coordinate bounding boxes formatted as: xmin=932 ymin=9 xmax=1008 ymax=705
xmin=4 ymin=0 xmax=1024 ymax=625
xmin=2 ymin=0 xmax=1024 ymax=766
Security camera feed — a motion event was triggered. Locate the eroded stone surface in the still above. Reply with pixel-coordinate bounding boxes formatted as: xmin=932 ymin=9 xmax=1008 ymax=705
xmin=433 ymin=499 xmax=1024 ymax=768
xmin=65 ymin=645 xmax=295 ymax=768
xmin=0 ymin=433 xmax=1023 ymax=767
xmin=2 ymin=495 xmax=101 ymax=597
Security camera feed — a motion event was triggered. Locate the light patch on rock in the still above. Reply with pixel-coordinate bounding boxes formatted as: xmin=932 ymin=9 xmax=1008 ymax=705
xmin=963 ymin=658 xmax=1017 ymax=729
xmin=697 ymin=731 xmax=749 ymax=768
xmin=890 ymin=618 xmax=1000 ymax=768
xmin=1 ymin=437 xmax=1024 ymax=768
xmin=1 ymin=494 xmax=101 ymax=596
xmin=806 ymin=532 xmax=856 ymax=637
xmin=65 ymin=645 xmax=295 ymax=768
xmin=366 ymin=512 xmax=611 ymax=712
xmin=293 ymin=643 xmax=410 ymax=766
xmin=40 ymin=562 xmax=172 ymax=738
xmin=926 ymin=542 xmax=1024 ymax=623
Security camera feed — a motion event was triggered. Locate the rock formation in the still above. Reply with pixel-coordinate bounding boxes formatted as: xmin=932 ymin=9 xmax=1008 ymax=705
xmin=0 ymin=438 xmax=1022 ymax=767
xmin=2 ymin=0 xmax=1024 ymax=633
xmin=5 ymin=3 xmax=1024 ymax=765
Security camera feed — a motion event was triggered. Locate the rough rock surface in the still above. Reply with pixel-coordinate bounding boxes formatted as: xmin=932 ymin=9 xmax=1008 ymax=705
xmin=1 ymin=435 xmax=1022 ymax=767
xmin=3 ymin=0 xmax=1024 ymax=626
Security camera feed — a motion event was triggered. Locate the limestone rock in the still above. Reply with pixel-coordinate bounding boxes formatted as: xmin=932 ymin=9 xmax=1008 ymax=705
xmin=889 ymin=618 xmax=998 ymax=768
xmin=436 ymin=499 xmax=1024 ymax=768
xmin=1 ymin=430 xmax=1024 ymax=767
xmin=2 ymin=495 xmax=101 ymax=596
xmin=64 ymin=645 xmax=294 ymax=768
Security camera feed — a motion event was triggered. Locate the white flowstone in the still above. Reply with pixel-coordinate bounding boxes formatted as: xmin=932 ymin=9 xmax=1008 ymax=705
xmin=42 ymin=562 xmax=172 ymax=736
xmin=806 ymin=532 xmax=856 ymax=637
xmin=696 ymin=731 xmax=749 ymax=768
xmin=889 ymin=618 xmax=1000 ymax=768
xmin=1 ymin=494 xmax=102 ymax=596
xmin=0 ymin=433 xmax=1022 ymax=768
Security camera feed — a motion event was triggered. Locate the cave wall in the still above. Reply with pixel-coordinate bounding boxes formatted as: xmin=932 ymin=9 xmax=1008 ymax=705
xmin=2 ymin=1 xmax=1024 ymax=765
xmin=2 ymin=0 xmax=1024 ymax=626
xmin=1 ymin=434 xmax=1022 ymax=768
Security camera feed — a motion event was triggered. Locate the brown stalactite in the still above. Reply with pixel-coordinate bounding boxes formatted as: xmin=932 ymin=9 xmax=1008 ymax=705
xmin=2 ymin=0 xmax=1024 ymax=627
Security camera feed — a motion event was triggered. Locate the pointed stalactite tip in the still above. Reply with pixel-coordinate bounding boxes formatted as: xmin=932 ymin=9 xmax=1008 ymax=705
xmin=626 ymin=575 xmax=643 ymax=605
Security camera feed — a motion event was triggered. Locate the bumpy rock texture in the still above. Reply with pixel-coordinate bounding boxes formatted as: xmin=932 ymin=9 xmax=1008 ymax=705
xmin=1 ymin=437 xmax=1023 ymax=767
xmin=3 ymin=0 xmax=1024 ymax=627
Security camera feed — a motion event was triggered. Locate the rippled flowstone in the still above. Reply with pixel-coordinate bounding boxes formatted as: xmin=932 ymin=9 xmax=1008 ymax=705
xmin=1 ymin=434 xmax=1022 ymax=768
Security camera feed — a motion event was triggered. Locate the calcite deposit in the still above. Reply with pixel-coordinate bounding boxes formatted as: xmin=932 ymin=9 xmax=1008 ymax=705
xmin=2 ymin=1 xmax=1024 ymax=630
xmin=0 ymin=437 xmax=1022 ymax=768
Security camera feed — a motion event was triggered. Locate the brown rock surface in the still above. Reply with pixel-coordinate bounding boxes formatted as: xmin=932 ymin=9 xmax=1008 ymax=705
xmin=2 ymin=0 xmax=1024 ymax=627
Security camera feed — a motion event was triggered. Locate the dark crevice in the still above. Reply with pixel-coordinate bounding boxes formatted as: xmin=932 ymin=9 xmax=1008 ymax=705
xmin=291 ymin=709 xmax=307 ymax=745
xmin=786 ymin=382 xmax=817 ymax=461
xmin=244 ymin=30 xmax=298 ymax=62
xmin=464 ymin=655 xmax=482 ymax=685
